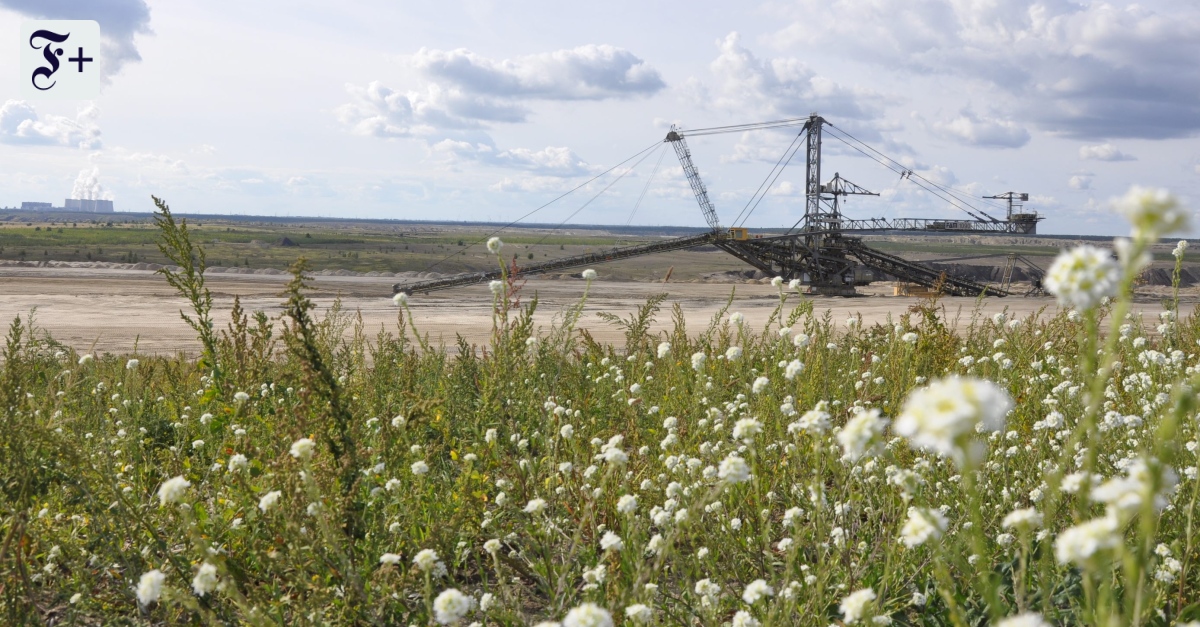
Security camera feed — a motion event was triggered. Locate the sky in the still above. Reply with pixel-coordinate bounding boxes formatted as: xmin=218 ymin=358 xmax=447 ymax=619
xmin=1 ymin=0 xmax=1198 ymax=236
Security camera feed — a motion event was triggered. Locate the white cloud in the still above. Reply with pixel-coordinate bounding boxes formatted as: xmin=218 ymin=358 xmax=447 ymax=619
xmin=1068 ymin=174 xmax=1093 ymax=190
xmin=705 ymin=33 xmax=889 ymax=122
xmin=1078 ymin=143 xmax=1136 ymax=161
xmin=765 ymin=1 xmax=1200 ymax=140
xmin=411 ymin=45 xmax=664 ymax=101
xmin=431 ymin=140 xmax=595 ymax=177
xmin=0 ymin=100 xmax=101 ymax=148
xmin=929 ymin=109 xmax=1030 ymax=148
xmin=338 ymin=45 xmax=663 ymax=142
xmin=0 ymin=0 xmax=152 ymax=82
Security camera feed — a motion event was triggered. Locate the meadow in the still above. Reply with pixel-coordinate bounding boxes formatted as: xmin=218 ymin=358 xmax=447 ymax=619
xmin=1 ymin=191 xmax=1199 ymax=626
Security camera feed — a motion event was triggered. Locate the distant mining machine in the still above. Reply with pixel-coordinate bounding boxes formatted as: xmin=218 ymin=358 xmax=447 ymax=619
xmin=395 ymin=114 xmax=1045 ymax=298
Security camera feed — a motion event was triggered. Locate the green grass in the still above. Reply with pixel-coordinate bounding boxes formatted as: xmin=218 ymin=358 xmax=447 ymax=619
xmin=2 ymin=204 xmax=1199 ymax=625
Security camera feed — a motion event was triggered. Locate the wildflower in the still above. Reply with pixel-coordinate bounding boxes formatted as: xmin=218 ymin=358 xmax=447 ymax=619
xmin=1044 ymin=245 xmax=1121 ymax=310
xmin=902 ymin=332 xmax=918 ymax=344
xmin=730 ymin=312 xmax=745 ymax=326
xmin=126 ymin=358 xmax=139 ymax=370
xmin=617 ymin=494 xmax=638 ymax=514
xmin=157 ymin=476 xmax=191 ymax=506
xmin=380 ymin=553 xmax=401 ymax=565
xmin=1091 ymin=458 xmax=1177 ymax=520
xmin=751 ymin=376 xmax=769 ymax=394
xmin=784 ymin=359 xmax=804 ymax=380
xmin=600 ymin=531 xmax=624 ymax=552
xmin=731 ymin=611 xmax=761 ymax=627
xmin=1114 ymin=186 xmax=1188 ymax=240
xmin=136 ymin=570 xmax=165 ymax=606
xmin=742 ymin=579 xmax=774 ymax=604
xmin=392 ymin=292 xmax=409 ymax=306
xmin=1001 ymin=508 xmax=1043 ymax=530
xmin=1054 ymin=515 xmax=1121 ymax=566
xmin=524 ymin=498 xmax=547 ymax=514
xmin=791 ymin=402 xmax=831 ymax=435
xmin=1174 ymin=240 xmax=1189 ymax=260
xmin=78 ymin=354 xmax=93 ymax=365
xmin=433 ymin=588 xmax=472 ymax=625
xmin=726 ymin=346 xmax=743 ymax=360
xmin=895 ymin=376 xmax=1011 ymax=464
xmin=996 ymin=613 xmax=1052 ymax=627
xmin=485 ymin=428 xmax=498 ymax=444
xmin=411 ymin=460 xmax=430 ymax=476
xmin=486 ymin=237 xmax=503 ymax=254
xmin=413 ymin=549 xmax=439 ymax=571
xmin=290 ymin=438 xmax=316 ymax=461
xmin=733 ymin=418 xmax=763 ymax=441
xmin=911 ymin=592 xmax=926 ymax=607
xmin=563 ymin=602 xmax=613 ymax=627
xmin=192 ymin=562 xmax=219 ymax=597
xmin=489 ymin=280 xmax=504 ymax=296
xmin=228 ymin=454 xmax=248 ymax=473
xmin=582 ymin=269 xmax=597 ymax=280
xmin=624 ymin=604 xmax=652 ymax=624
xmin=793 ymin=333 xmax=810 ymax=348
xmin=191 ymin=439 xmax=205 ymax=450
xmin=771 ymin=276 xmax=784 ymax=287
xmin=656 ymin=342 xmax=670 ymax=358
xmin=69 ymin=593 xmax=82 ymax=604
xmin=602 ymin=447 xmax=628 ymax=464
xmin=837 ymin=408 xmax=888 ymax=461
xmin=480 ymin=593 xmax=496 ymax=611
xmin=258 ymin=490 xmax=282 ymax=512
xmin=899 ymin=507 xmax=947 ymax=548
xmin=840 ymin=588 xmax=876 ymax=624
xmin=718 ymin=454 xmax=751 ymax=484
xmin=483 ymin=539 xmax=502 ymax=555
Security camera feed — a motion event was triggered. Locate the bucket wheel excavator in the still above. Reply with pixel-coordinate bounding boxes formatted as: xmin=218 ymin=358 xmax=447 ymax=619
xmin=394 ymin=114 xmax=1044 ymax=297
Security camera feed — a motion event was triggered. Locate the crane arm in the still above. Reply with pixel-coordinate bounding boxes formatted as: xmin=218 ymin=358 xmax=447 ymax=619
xmin=665 ymin=129 xmax=721 ymax=232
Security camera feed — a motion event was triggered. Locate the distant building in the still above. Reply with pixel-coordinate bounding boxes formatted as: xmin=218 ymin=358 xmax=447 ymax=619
xmin=64 ymin=198 xmax=114 ymax=213
xmin=21 ymin=201 xmax=52 ymax=211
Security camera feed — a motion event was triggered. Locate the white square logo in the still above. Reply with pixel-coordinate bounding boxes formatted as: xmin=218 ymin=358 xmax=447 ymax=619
xmin=20 ymin=20 xmax=101 ymax=100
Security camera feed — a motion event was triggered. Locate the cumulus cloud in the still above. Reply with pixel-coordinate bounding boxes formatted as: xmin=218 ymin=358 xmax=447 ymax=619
xmin=765 ymin=1 xmax=1200 ymax=140
xmin=928 ymin=109 xmax=1030 ymax=148
xmin=337 ymin=44 xmax=663 ymax=176
xmin=706 ymin=33 xmax=888 ymax=122
xmin=1078 ymin=143 xmax=1136 ymax=161
xmin=412 ymin=45 xmax=664 ymax=101
xmin=0 ymin=100 xmax=101 ymax=148
xmin=338 ymin=45 xmax=663 ymax=141
xmin=1068 ymin=173 xmax=1094 ymax=190
xmin=431 ymin=140 xmax=595 ymax=177
xmin=0 ymin=0 xmax=152 ymax=82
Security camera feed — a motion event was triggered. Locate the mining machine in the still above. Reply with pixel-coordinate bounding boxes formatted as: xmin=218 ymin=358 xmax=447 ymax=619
xmin=394 ymin=114 xmax=1044 ymax=298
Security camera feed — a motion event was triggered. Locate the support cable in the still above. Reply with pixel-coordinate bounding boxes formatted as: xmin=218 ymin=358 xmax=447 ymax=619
xmin=626 ymin=143 xmax=668 ymax=226
xmin=735 ymin=132 xmax=806 ymax=228
xmin=823 ymin=127 xmax=998 ymax=224
xmin=418 ymin=139 xmax=661 ymax=274
xmin=528 ymin=143 xmax=662 ymax=249
xmin=825 ymin=124 xmax=1007 ymax=220
xmin=728 ymin=130 xmax=806 ymax=228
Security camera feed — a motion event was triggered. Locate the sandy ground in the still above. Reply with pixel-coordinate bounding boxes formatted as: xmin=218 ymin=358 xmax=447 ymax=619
xmin=0 ymin=266 xmax=1189 ymax=356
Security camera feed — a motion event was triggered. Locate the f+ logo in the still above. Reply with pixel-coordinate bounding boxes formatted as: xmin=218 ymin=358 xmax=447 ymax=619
xmin=20 ymin=21 xmax=100 ymax=100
